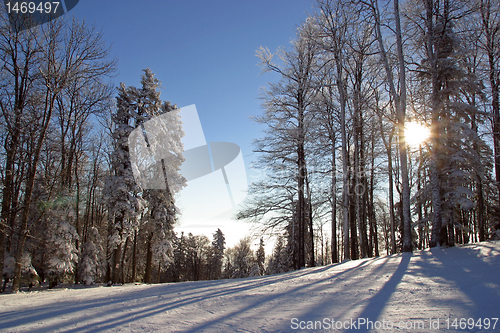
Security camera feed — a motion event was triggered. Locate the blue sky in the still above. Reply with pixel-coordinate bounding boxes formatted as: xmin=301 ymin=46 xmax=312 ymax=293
xmin=69 ymin=0 xmax=316 ymax=246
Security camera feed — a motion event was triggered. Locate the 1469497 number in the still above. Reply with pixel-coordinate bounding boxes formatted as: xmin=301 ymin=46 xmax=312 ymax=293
xmin=5 ymin=2 xmax=60 ymax=14
xmin=445 ymin=318 xmax=498 ymax=330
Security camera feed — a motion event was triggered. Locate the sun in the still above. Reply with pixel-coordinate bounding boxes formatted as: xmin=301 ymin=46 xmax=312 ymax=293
xmin=404 ymin=122 xmax=430 ymax=147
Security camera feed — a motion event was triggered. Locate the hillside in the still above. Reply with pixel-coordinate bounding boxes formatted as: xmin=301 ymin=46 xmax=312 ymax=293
xmin=1 ymin=241 xmax=499 ymax=333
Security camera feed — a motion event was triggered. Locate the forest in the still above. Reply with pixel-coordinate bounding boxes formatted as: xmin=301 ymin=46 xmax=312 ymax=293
xmin=240 ymin=0 xmax=500 ymax=270
xmin=1 ymin=0 xmax=499 ymax=293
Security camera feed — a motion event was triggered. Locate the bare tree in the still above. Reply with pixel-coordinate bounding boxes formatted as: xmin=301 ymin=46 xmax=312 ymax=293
xmin=0 ymin=11 xmax=43 ymax=290
xmin=315 ymin=0 xmax=352 ymax=260
xmin=0 ymin=15 xmax=115 ymax=292
xmin=479 ymin=0 xmax=500 ymax=217
xmin=367 ymin=0 xmax=413 ymax=252
xmin=244 ymin=21 xmax=321 ymax=269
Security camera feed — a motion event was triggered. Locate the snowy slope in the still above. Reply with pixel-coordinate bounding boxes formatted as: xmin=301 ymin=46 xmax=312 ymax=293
xmin=0 ymin=241 xmax=499 ymax=333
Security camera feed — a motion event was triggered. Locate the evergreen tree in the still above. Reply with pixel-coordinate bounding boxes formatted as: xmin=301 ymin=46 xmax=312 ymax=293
xmin=249 ymin=262 xmax=261 ymax=277
xmin=2 ymin=253 xmax=39 ymax=292
xmin=132 ymin=69 xmax=185 ymax=283
xmin=104 ymin=83 xmax=144 ymax=284
xmin=171 ymin=232 xmax=188 ymax=282
xmin=256 ymin=238 xmax=266 ymax=276
xmin=416 ymin=1 xmax=486 ymax=246
xmin=79 ymin=227 xmax=104 ymax=286
xmin=266 ymin=236 xmax=291 ymax=275
xmin=209 ymin=229 xmax=225 ymax=280
xmin=105 ymin=69 xmax=184 ymax=284
xmin=221 ymin=250 xmax=235 ymax=280
xmin=44 ymin=205 xmax=79 ymax=287
xmin=185 ymin=234 xmax=210 ymax=281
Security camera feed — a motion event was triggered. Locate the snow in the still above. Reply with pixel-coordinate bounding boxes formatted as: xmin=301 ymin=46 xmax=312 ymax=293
xmin=1 ymin=241 xmax=499 ymax=333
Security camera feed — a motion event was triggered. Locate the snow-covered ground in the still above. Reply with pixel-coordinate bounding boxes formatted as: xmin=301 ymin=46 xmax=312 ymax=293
xmin=1 ymin=241 xmax=499 ymax=333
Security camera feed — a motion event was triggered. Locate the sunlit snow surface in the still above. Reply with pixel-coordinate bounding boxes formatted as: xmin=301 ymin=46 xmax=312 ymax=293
xmin=1 ymin=241 xmax=499 ymax=332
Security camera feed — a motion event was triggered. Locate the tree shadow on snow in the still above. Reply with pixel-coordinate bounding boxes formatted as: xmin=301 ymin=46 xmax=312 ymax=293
xmin=0 ymin=264 xmax=336 ymax=332
xmin=415 ymin=244 xmax=500 ymax=320
xmin=353 ymin=253 xmax=411 ymax=330
xmin=180 ymin=260 xmax=373 ymax=333
xmin=2 ymin=244 xmax=497 ymax=333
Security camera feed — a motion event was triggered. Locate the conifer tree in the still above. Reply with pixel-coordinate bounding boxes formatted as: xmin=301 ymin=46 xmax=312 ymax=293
xmin=44 ymin=206 xmax=79 ymax=287
xmin=104 ymin=83 xmax=144 ymax=284
xmin=133 ymin=69 xmax=185 ymax=283
xmin=79 ymin=227 xmax=104 ymax=285
xmin=209 ymin=229 xmax=225 ymax=280
xmin=256 ymin=238 xmax=266 ymax=276
xmin=417 ymin=1 xmax=485 ymax=246
xmin=266 ymin=236 xmax=291 ymax=275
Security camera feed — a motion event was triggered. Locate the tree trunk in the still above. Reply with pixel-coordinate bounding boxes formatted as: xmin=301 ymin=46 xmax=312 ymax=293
xmin=331 ymin=134 xmax=338 ymax=263
xmin=354 ymin=78 xmax=364 ymax=259
xmin=368 ymin=133 xmax=379 ymax=256
xmin=481 ymin=0 xmax=500 ymax=213
xmin=74 ymin=167 xmax=81 ymax=284
xmin=132 ymin=230 xmax=137 ymax=282
xmin=12 ymin=93 xmax=58 ymax=292
xmin=297 ymin=101 xmax=306 ymax=268
xmin=308 ymin=194 xmax=315 ymax=267
xmin=417 ymin=145 xmax=424 ymax=249
xmin=120 ymin=237 xmax=129 ymax=284
xmin=393 ymin=0 xmax=412 ymax=253
xmin=1 ymin=138 xmax=17 ymax=288
xmin=157 ymin=261 xmax=161 ymax=284
xmin=144 ymin=235 xmax=153 ymax=283
xmin=372 ymin=0 xmax=412 ymax=252
xmin=348 ymin=157 xmax=359 ymax=260
xmin=426 ymin=0 xmax=444 ymax=248
xmin=336 ymin=57 xmax=350 ymax=261
xmin=112 ymin=243 xmax=122 ymax=285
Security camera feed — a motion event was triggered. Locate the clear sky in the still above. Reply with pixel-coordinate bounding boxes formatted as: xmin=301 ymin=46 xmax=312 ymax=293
xmin=70 ymin=0 xmax=316 ymax=248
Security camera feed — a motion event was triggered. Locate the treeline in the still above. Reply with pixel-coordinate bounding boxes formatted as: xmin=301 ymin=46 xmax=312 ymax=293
xmin=0 ymin=14 xmax=118 ymax=292
xmin=0 ymin=13 xmax=211 ymax=292
xmin=0 ymin=13 xmax=273 ymax=293
xmin=238 ymin=0 xmax=500 ymax=270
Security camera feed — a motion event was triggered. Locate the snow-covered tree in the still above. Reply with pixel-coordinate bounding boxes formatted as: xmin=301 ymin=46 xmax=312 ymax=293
xmin=132 ymin=69 xmax=186 ymax=283
xmin=314 ymin=0 xmax=352 ymax=260
xmin=44 ymin=207 xmax=79 ymax=286
xmin=249 ymin=262 xmax=261 ymax=277
xmin=78 ymin=227 xmax=104 ymax=286
xmin=256 ymin=238 xmax=266 ymax=276
xmin=143 ymin=188 xmax=175 ymax=283
xmin=2 ymin=252 xmax=39 ymax=291
xmin=239 ymin=20 xmax=321 ymax=269
xmin=104 ymin=83 xmax=144 ymax=284
xmin=169 ymin=232 xmax=188 ymax=282
xmin=415 ymin=0 xmax=487 ymax=246
xmin=209 ymin=228 xmax=225 ymax=280
xmin=185 ymin=234 xmax=210 ymax=281
xmin=266 ymin=236 xmax=291 ymax=275
xmin=228 ymin=237 xmax=254 ymax=279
